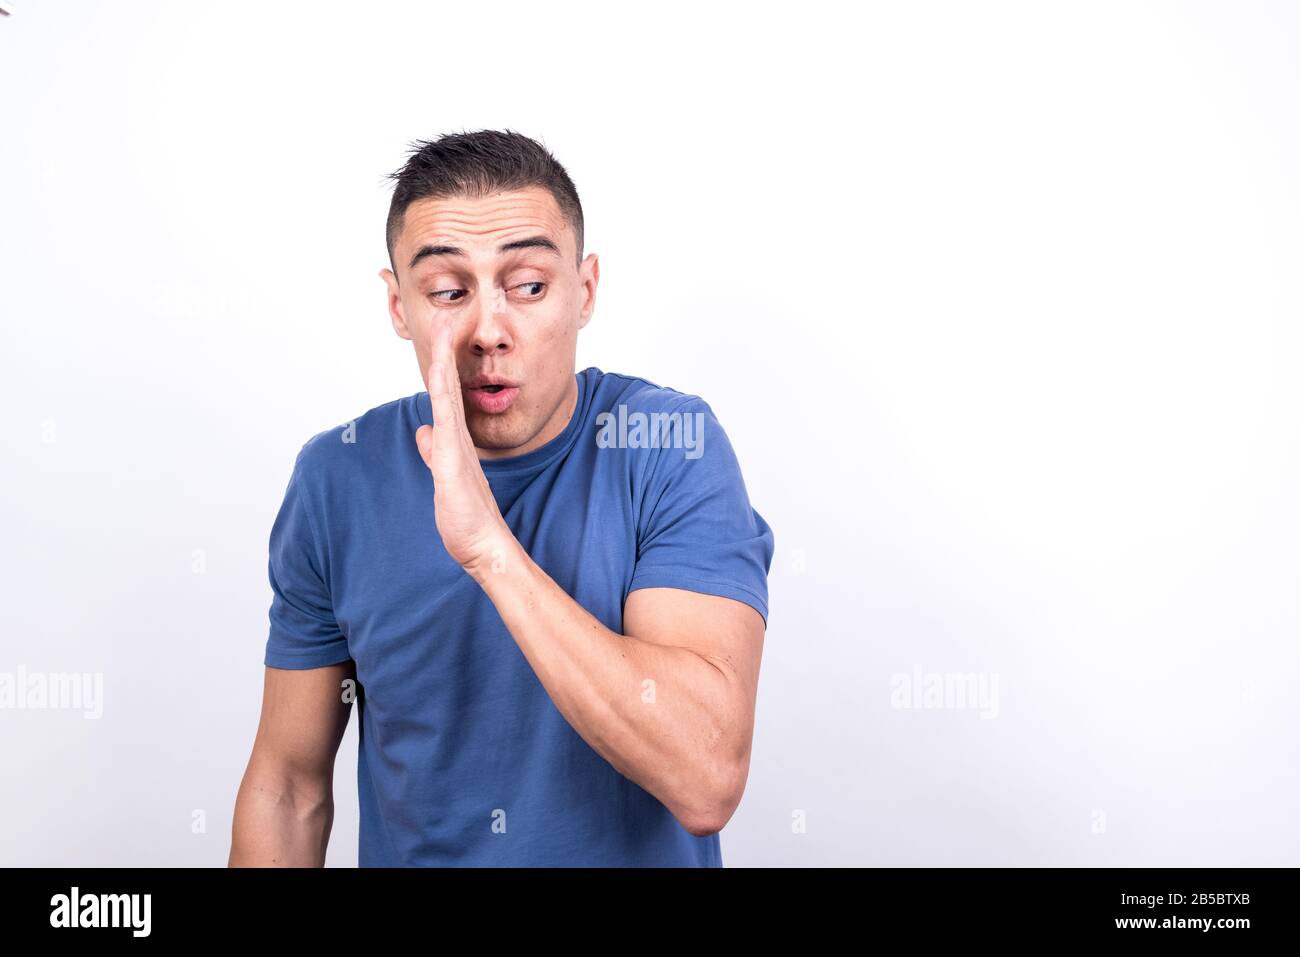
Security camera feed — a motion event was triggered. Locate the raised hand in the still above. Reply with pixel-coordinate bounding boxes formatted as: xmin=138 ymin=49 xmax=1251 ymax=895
xmin=415 ymin=317 xmax=511 ymax=573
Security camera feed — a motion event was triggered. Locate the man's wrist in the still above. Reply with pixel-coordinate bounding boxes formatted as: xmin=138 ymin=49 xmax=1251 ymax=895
xmin=463 ymin=523 xmax=525 ymax=585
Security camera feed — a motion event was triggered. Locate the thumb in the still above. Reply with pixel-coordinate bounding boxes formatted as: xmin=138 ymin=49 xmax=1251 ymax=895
xmin=415 ymin=425 xmax=434 ymax=466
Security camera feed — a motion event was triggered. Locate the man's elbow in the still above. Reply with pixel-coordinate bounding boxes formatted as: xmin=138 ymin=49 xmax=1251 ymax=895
xmin=679 ymin=758 xmax=748 ymax=837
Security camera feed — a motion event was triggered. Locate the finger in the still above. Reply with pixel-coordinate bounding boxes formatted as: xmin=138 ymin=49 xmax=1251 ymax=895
xmin=428 ymin=351 xmax=470 ymax=460
xmin=441 ymin=333 xmax=472 ymax=441
xmin=429 ymin=362 xmax=459 ymax=440
xmin=428 ymin=355 xmax=446 ymax=398
xmin=428 ymin=321 xmax=472 ymax=437
xmin=440 ymin=322 xmax=460 ymax=398
xmin=427 ymin=321 xmax=473 ymax=451
xmin=434 ymin=315 xmax=454 ymax=382
xmin=425 ymin=312 xmax=451 ymax=394
xmin=424 ymin=319 xmax=454 ymax=420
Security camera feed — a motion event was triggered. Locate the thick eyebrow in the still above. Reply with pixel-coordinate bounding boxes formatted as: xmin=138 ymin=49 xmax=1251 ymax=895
xmin=407 ymin=235 xmax=561 ymax=272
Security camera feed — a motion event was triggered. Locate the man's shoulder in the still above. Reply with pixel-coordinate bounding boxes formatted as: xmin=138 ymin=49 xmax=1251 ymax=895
xmin=584 ymin=369 xmax=723 ymax=467
xmin=289 ymin=392 xmax=421 ymax=477
xmin=586 ymin=368 xmax=717 ymax=419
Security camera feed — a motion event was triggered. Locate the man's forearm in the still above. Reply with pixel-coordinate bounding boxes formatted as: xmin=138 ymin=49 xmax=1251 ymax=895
xmin=229 ymin=775 xmax=333 ymax=867
xmin=465 ymin=532 xmax=740 ymax=835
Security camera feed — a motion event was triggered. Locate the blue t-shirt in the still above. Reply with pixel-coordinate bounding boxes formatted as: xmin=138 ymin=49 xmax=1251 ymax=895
xmin=263 ymin=367 xmax=774 ymax=866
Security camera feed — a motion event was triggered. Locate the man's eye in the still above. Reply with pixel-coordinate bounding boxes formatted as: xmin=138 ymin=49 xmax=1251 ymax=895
xmin=515 ymin=281 xmax=546 ymax=297
xmin=430 ymin=289 xmax=466 ymax=302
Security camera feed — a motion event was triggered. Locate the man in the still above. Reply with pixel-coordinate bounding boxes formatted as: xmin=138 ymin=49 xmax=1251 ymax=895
xmin=229 ymin=129 xmax=774 ymax=867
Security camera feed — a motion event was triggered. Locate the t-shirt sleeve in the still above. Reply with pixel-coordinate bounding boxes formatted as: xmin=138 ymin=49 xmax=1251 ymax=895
xmin=263 ymin=450 xmax=352 ymax=669
xmin=627 ymin=397 xmax=774 ymax=623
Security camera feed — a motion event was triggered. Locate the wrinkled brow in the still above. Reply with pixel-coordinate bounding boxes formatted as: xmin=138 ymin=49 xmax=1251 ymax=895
xmin=408 ymin=235 xmax=561 ymax=271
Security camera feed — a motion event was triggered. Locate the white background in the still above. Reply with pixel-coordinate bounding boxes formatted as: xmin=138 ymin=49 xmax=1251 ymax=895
xmin=2 ymin=0 xmax=1298 ymax=866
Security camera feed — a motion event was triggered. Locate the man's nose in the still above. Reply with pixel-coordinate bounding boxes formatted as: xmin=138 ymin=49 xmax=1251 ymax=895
xmin=467 ymin=289 xmax=513 ymax=356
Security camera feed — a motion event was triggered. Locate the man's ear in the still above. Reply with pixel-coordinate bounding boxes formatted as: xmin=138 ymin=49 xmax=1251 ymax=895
xmin=577 ymin=253 xmax=599 ymax=331
xmin=380 ymin=267 xmax=412 ymax=340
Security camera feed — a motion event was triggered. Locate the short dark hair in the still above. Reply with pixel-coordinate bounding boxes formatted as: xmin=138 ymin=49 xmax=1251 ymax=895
xmin=384 ymin=129 xmax=584 ymax=273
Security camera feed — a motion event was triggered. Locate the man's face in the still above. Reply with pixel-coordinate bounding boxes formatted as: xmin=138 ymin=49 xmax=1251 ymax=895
xmin=380 ymin=186 xmax=598 ymax=459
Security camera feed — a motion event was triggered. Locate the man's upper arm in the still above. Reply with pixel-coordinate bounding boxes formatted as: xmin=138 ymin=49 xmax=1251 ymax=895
xmin=623 ymin=586 xmax=765 ymax=822
xmin=626 ymin=393 xmax=774 ymax=623
xmin=624 ymin=587 xmax=764 ymax=694
xmin=620 ymin=393 xmax=772 ymax=797
xmin=248 ymin=662 xmax=355 ymax=789
xmin=252 ymin=443 xmax=355 ymax=789
xmin=264 ymin=444 xmax=352 ymax=669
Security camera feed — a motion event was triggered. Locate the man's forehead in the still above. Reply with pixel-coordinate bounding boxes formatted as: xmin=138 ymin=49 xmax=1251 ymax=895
xmin=398 ymin=187 xmax=568 ymax=255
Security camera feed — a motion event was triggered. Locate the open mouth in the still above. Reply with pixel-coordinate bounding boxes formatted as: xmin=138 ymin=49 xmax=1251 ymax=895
xmin=464 ymin=380 xmax=520 ymax=414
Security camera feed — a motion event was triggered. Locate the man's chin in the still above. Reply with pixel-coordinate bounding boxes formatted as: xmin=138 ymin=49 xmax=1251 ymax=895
xmin=468 ymin=414 xmax=534 ymax=458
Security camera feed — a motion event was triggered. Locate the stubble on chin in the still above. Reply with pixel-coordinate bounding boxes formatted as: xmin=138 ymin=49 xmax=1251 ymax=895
xmin=466 ymin=409 xmax=528 ymax=454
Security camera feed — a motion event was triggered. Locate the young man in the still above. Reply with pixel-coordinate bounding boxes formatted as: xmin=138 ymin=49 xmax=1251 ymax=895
xmin=229 ymin=130 xmax=774 ymax=867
